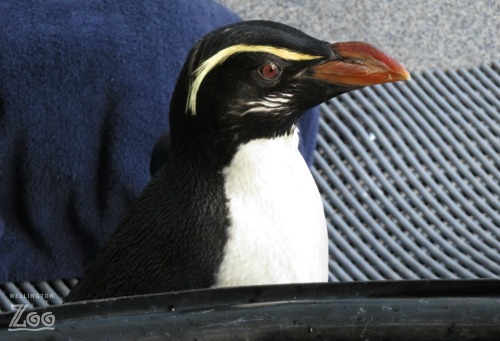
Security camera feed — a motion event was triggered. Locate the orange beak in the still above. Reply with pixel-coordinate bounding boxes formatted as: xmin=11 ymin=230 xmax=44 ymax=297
xmin=312 ymin=41 xmax=411 ymax=86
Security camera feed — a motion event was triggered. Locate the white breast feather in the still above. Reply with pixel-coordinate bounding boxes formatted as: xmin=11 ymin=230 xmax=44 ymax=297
xmin=213 ymin=130 xmax=328 ymax=287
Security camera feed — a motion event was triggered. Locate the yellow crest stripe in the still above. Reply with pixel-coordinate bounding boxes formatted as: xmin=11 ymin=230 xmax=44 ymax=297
xmin=187 ymin=44 xmax=322 ymax=115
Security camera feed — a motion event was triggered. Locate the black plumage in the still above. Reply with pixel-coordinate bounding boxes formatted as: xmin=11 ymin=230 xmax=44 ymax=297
xmin=150 ymin=131 xmax=171 ymax=177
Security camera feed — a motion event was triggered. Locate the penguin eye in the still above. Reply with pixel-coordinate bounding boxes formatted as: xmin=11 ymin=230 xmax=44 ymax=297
xmin=259 ymin=62 xmax=281 ymax=80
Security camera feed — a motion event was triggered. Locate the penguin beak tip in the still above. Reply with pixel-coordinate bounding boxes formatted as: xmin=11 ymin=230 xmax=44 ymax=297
xmin=312 ymin=41 xmax=410 ymax=87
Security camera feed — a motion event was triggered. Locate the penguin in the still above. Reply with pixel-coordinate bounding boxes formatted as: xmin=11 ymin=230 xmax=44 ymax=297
xmin=66 ymin=20 xmax=409 ymax=302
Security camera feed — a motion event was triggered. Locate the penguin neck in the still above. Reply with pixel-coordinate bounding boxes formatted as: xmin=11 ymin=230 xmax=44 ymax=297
xmin=235 ymin=127 xmax=300 ymax=156
xmin=222 ymin=126 xmax=303 ymax=181
xmin=171 ymin=109 xmax=300 ymax=170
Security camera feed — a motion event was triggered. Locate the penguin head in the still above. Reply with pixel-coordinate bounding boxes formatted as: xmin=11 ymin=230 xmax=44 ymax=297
xmin=170 ymin=20 xmax=409 ymax=159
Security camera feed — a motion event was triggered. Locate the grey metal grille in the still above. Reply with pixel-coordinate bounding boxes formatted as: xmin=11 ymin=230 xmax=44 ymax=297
xmin=313 ymin=61 xmax=500 ymax=282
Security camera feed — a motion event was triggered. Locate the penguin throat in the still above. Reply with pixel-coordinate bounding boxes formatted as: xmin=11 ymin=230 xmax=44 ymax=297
xmin=194 ymin=124 xmax=300 ymax=169
xmin=232 ymin=125 xmax=300 ymax=154
xmin=221 ymin=127 xmax=302 ymax=193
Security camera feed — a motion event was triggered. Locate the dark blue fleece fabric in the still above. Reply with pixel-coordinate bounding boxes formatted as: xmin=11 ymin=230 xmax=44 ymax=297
xmin=0 ymin=0 xmax=320 ymax=282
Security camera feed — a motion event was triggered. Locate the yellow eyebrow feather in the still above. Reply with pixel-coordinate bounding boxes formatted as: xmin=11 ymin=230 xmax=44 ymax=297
xmin=186 ymin=44 xmax=322 ymax=115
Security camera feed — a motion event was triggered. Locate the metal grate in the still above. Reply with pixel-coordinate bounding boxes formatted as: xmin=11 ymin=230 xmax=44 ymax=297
xmin=313 ymin=61 xmax=500 ymax=282
xmin=0 ymin=279 xmax=77 ymax=313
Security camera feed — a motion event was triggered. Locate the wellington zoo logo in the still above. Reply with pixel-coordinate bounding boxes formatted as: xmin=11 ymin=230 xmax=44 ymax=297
xmin=8 ymin=304 xmax=55 ymax=332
